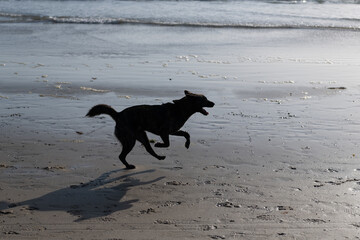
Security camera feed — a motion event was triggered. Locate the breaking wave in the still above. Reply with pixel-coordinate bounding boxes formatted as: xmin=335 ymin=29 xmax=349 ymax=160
xmin=1 ymin=12 xmax=360 ymax=31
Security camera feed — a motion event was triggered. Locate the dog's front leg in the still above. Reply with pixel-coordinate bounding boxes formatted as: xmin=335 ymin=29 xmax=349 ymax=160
xmin=170 ymin=130 xmax=190 ymax=149
xmin=155 ymin=135 xmax=170 ymax=148
xmin=136 ymin=131 xmax=166 ymax=160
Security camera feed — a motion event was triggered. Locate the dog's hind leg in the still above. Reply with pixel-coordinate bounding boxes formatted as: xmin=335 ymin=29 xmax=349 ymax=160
xmin=118 ymin=140 xmax=136 ymax=169
xmin=115 ymin=128 xmax=136 ymax=169
xmin=136 ymin=131 xmax=166 ymax=160
xmin=171 ymin=130 xmax=190 ymax=149
xmin=154 ymin=134 xmax=170 ymax=148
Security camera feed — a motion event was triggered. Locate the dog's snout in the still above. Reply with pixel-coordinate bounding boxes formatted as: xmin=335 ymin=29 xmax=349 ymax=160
xmin=208 ymin=101 xmax=215 ymax=107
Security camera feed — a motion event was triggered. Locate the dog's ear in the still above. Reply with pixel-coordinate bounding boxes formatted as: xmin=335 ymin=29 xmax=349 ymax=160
xmin=184 ymin=90 xmax=190 ymax=96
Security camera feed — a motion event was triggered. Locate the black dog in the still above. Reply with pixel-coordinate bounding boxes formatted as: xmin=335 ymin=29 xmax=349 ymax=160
xmin=86 ymin=90 xmax=215 ymax=169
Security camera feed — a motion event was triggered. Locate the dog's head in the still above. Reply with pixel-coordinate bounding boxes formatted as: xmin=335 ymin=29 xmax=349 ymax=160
xmin=175 ymin=90 xmax=214 ymax=115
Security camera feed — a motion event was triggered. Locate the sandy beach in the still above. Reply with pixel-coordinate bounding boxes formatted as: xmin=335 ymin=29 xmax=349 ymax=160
xmin=2 ymin=6 xmax=360 ymax=239
xmin=3 ymin=88 xmax=360 ymax=239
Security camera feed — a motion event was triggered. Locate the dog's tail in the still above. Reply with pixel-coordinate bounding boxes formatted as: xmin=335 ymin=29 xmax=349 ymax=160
xmin=86 ymin=104 xmax=117 ymax=121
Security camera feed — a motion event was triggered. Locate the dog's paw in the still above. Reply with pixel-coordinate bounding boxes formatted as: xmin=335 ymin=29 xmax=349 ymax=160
xmin=185 ymin=141 xmax=190 ymax=149
xmin=126 ymin=164 xmax=136 ymax=169
xmin=157 ymin=156 xmax=166 ymax=160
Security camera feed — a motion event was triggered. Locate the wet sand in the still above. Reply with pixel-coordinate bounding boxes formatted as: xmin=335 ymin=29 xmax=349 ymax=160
xmin=2 ymin=25 xmax=360 ymax=239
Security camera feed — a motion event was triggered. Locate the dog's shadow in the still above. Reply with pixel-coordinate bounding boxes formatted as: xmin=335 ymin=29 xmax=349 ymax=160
xmin=1 ymin=169 xmax=163 ymax=221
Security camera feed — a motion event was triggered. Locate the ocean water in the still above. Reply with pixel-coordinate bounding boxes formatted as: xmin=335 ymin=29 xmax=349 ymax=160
xmin=1 ymin=0 xmax=360 ymax=94
xmin=1 ymin=0 xmax=360 ymax=30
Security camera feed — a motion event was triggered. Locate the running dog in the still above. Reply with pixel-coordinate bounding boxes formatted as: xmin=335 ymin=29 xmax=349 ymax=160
xmin=86 ymin=90 xmax=215 ymax=169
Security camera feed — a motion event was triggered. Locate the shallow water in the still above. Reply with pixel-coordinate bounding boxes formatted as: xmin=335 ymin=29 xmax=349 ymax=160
xmin=1 ymin=0 xmax=360 ymax=30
